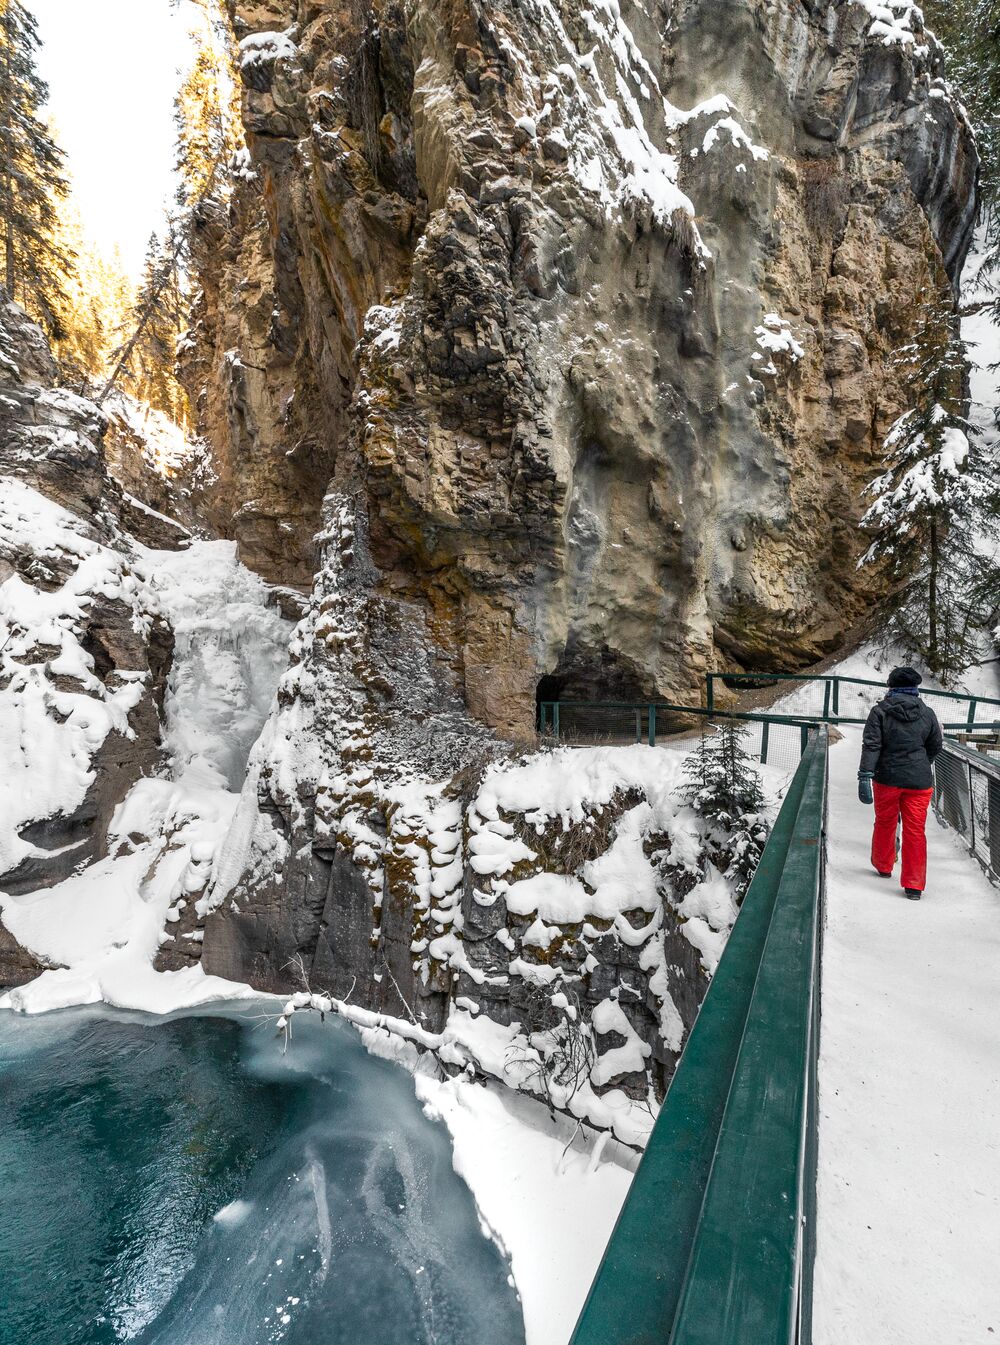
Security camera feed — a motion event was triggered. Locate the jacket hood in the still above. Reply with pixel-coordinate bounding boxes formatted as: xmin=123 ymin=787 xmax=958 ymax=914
xmin=884 ymin=695 xmax=923 ymax=722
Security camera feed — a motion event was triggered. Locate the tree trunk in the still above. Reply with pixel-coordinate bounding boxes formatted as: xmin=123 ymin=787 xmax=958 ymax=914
xmin=3 ymin=192 xmax=14 ymax=299
xmin=928 ymin=520 xmax=939 ymax=674
xmin=1 ymin=15 xmax=13 ymax=298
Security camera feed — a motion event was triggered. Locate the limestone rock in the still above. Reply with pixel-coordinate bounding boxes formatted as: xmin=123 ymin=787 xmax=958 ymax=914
xmin=193 ymin=0 xmax=978 ymax=1093
xmin=196 ymin=0 xmax=976 ymax=728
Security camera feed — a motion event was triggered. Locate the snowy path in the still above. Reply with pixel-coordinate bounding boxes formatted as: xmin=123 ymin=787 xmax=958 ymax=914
xmin=814 ymin=729 xmax=1000 ymax=1344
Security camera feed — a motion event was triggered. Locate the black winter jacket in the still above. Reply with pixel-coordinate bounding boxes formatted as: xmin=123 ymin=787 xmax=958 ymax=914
xmin=859 ymin=693 xmax=943 ymax=790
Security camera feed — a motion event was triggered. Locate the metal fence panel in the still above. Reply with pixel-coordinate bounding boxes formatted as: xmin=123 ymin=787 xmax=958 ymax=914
xmin=933 ymin=741 xmax=1000 ymax=883
xmin=707 ymin=672 xmax=1000 ymax=728
xmin=934 ymin=749 xmax=972 ymax=835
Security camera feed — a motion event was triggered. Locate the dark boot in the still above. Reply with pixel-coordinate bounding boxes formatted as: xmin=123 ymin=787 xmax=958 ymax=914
xmin=904 ymin=888 xmax=922 ymax=900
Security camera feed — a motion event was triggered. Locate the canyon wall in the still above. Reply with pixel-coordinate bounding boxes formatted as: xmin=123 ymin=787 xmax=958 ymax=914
xmin=0 ymin=0 xmax=978 ymax=1111
xmin=193 ymin=0 xmax=977 ymax=1092
xmin=0 ymin=300 xmax=178 ymax=982
xmin=190 ymin=0 xmax=976 ymax=723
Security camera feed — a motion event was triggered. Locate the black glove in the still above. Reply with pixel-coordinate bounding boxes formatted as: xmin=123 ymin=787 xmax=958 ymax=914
xmin=858 ymin=772 xmax=874 ymax=806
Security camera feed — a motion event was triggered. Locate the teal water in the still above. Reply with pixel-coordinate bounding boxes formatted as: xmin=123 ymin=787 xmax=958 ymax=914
xmin=0 ymin=1008 xmax=524 ymax=1345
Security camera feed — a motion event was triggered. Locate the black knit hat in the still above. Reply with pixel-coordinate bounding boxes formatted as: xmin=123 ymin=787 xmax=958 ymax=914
xmin=887 ymin=666 xmax=922 ymax=688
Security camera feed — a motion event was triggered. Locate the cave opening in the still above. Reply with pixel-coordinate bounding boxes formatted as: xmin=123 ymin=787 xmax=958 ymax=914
xmin=535 ymin=643 xmax=652 ymax=735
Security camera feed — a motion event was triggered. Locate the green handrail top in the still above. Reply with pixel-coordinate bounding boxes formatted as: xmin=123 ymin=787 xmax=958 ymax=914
xmin=710 ymin=669 xmax=1000 ymax=707
xmin=540 ymin=701 xmax=1000 ymax=733
xmin=668 ymin=730 xmax=826 ymax=1345
xmin=569 ymin=729 xmax=828 ymax=1345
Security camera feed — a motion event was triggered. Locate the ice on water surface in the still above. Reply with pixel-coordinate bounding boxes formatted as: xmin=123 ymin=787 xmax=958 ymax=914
xmin=0 ymin=1008 xmax=524 ymax=1345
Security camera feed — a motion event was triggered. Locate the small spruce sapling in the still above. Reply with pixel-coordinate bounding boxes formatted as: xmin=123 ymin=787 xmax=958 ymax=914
xmin=681 ymin=721 xmax=769 ymax=900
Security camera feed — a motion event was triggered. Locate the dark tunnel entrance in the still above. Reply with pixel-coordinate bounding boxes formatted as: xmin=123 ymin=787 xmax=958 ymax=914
xmin=535 ymin=644 xmax=652 ymax=738
xmin=535 ymin=673 xmax=567 ymax=732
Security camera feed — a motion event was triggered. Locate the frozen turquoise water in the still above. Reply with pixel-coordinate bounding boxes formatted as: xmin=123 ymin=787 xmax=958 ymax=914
xmin=0 ymin=1007 xmax=524 ymax=1345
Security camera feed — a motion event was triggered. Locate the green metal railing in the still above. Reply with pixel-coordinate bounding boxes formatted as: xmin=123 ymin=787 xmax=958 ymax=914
xmin=570 ymin=727 xmax=828 ymax=1345
xmin=540 ymin=673 xmax=1000 ymax=746
xmin=539 ymin=700 xmax=817 ymax=771
xmin=706 ymin=670 xmax=1000 ymax=728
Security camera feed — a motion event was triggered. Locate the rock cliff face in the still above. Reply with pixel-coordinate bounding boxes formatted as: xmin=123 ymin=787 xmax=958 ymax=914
xmin=193 ymin=0 xmax=977 ymax=1103
xmin=0 ymin=298 xmax=297 ymax=1003
xmin=2 ymin=0 xmax=977 ymax=1121
xmin=195 ymin=0 xmax=976 ymax=720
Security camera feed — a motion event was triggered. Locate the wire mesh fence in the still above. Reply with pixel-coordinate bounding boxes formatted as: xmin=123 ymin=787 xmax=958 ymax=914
xmin=933 ymin=741 xmax=1000 ymax=881
xmin=722 ymin=716 xmax=813 ymax=776
xmin=539 ymin=702 xmax=652 ymax=745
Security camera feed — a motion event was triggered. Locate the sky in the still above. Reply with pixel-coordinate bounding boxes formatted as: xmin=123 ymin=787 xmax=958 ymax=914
xmin=30 ymin=0 xmax=205 ymax=279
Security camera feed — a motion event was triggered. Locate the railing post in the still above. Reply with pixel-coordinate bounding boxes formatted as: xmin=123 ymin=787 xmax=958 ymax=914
xmin=553 ymin=702 xmax=560 ymax=741
xmin=801 ymin=724 xmax=809 ymax=757
xmin=969 ymin=761 xmax=976 ymax=853
xmin=635 ymin=708 xmax=642 ymax=743
xmin=648 ymin=704 xmax=656 ymax=747
xmin=706 ymin=674 xmax=715 ymax=714
xmin=989 ymin=776 xmax=1000 ymax=877
xmin=968 ymin=698 xmax=978 ymax=727
xmin=822 ymin=680 xmax=831 ymax=721
xmin=760 ymin=720 xmax=770 ymax=765
xmin=832 ymin=677 xmax=839 ymax=719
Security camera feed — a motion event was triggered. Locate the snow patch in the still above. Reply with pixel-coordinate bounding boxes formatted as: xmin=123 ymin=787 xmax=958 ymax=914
xmin=239 ymin=27 xmax=298 ymax=71
xmin=416 ymin=1073 xmax=637 ymax=1345
xmin=753 ymin=313 xmax=805 ymax=376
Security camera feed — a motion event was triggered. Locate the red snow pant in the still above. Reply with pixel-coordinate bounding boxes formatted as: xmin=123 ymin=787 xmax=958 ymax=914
xmin=872 ymin=783 xmax=934 ymax=892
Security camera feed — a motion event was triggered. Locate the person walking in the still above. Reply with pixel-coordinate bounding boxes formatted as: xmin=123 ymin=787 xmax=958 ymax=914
xmin=857 ymin=667 xmax=943 ymax=899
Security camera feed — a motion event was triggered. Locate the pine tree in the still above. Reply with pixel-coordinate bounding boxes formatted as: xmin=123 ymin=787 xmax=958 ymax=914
xmin=860 ymin=294 xmax=1000 ymax=682
xmin=681 ymin=722 xmax=769 ymax=900
xmin=0 ymin=0 xmax=71 ymax=334
xmin=172 ymin=1 xmax=243 ymax=208
xmin=174 ymin=35 xmax=230 ymax=207
xmin=922 ymin=1 xmax=1000 ymax=227
xmin=48 ymin=204 xmax=133 ymax=388
xmin=101 ymin=231 xmax=188 ymax=422
xmin=922 ymin=1 xmax=1000 ymax=395
xmin=98 ymin=4 xmax=241 ymax=420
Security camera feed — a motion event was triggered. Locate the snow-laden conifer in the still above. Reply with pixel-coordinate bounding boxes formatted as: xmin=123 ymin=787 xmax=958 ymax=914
xmin=0 ymin=0 xmax=71 ymax=335
xmin=860 ymin=294 xmax=1000 ymax=682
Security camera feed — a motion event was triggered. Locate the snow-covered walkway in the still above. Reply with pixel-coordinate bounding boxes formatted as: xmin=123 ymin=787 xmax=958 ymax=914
xmin=814 ymin=728 xmax=1000 ymax=1343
